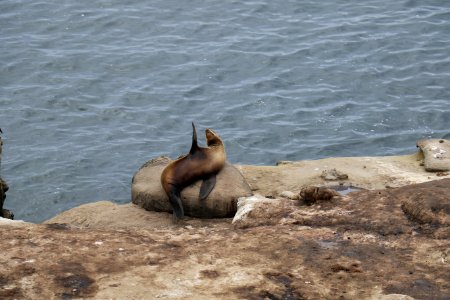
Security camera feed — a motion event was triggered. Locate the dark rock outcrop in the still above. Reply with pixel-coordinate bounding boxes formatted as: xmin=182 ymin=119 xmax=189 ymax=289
xmin=0 ymin=178 xmax=13 ymax=219
xmin=0 ymin=134 xmax=13 ymax=219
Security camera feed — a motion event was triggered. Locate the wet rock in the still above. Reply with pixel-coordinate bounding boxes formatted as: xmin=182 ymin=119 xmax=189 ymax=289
xmin=331 ymin=185 xmax=365 ymax=196
xmin=131 ymin=156 xmax=252 ymax=218
xmin=1 ymin=209 xmax=14 ymax=220
xmin=0 ymin=178 xmax=9 ymax=216
xmin=0 ymin=135 xmax=13 ymax=220
xmin=320 ymin=168 xmax=349 ymax=181
xmin=276 ymin=160 xmax=294 ymax=166
xmin=299 ymin=186 xmax=340 ymax=205
xmin=417 ymin=139 xmax=450 ymax=171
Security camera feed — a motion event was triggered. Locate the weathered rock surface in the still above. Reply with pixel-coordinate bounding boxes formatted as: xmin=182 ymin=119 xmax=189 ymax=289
xmin=398 ymin=179 xmax=450 ymax=234
xmin=2 ymin=179 xmax=450 ymax=299
xmin=234 ymin=178 xmax=450 ymax=238
xmin=45 ymin=201 xmax=176 ymax=230
xmin=239 ymin=152 xmax=450 ymax=199
xmin=417 ymin=139 xmax=450 ymax=172
xmin=2 ymin=147 xmax=450 ymax=299
xmin=131 ymin=156 xmax=252 ymax=218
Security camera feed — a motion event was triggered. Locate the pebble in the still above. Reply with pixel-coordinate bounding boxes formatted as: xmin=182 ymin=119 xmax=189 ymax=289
xmin=280 ymin=191 xmax=298 ymax=200
xmin=320 ymin=169 xmax=349 ymax=181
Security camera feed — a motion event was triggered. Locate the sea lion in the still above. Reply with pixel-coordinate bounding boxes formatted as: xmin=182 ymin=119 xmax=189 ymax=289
xmin=161 ymin=122 xmax=226 ymax=220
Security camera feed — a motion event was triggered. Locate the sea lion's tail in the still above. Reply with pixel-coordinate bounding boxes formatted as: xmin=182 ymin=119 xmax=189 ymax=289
xmin=189 ymin=122 xmax=199 ymax=154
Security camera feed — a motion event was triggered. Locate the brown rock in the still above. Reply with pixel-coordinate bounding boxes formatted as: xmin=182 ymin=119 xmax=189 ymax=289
xmin=289 ymin=178 xmax=450 ymax=238
xmin=234 ymin=179 xmax=450 ymax=235
xmin=44 ymin=201 xmax=175 ymax=230
xmin=1 ymin=208 xmax=14 ymax=220
xmin=417 ymin=139 xmax=450 ymax=171
xmin=398 ymin=179 xmax=450 ymax=227
xmin=299 ymin=186 xmax=340 ymax=205
xmin=131 ymin=156 xmax=252 ymax=218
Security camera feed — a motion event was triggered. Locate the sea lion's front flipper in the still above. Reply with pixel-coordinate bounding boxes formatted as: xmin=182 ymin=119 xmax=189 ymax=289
xmin=199 ymin=174 xmax=216 ymax=201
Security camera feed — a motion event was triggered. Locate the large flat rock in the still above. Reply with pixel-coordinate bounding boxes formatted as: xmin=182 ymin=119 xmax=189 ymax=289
xmin=238 ymin=152 xmax=450 ymax=198
xmin=45 ymin=201 xmax=175 ymax=230
xmin=131 ymin=156 xmax=252 ymax=218
xmin=3 ymin=148 xmax=450 ymax=299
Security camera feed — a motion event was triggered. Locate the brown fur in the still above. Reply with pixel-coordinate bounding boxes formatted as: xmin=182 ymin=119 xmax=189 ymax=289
xmin=161 ymin=125 xmax=226 ymax=220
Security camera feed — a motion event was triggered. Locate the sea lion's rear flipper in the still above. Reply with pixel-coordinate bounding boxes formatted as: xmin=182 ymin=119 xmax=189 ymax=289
xmin=168 ymin=186 xmax=184 ymax=220
xmin=189 ymin=122 xmax=199 ymax=155
xmin=199 ymin=174 xmax=216 ymax=201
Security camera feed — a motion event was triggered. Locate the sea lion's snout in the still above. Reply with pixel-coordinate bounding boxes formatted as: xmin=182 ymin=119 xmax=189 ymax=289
xmin=205 ymin=129 xmax=221 ymax=146
xmin=205 ymin=128 xmax=214 ymax=137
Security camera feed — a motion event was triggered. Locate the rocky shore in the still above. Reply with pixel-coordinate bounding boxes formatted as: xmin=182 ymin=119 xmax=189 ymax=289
xmin=1 ymin=139 xmax=449 ymax=299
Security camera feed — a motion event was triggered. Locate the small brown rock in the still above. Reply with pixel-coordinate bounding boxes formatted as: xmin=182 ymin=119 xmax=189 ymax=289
xmin=299 ymin=186 xmax=340 ymax=205
xmin=279 ymin=191 xmax=298 ymax=200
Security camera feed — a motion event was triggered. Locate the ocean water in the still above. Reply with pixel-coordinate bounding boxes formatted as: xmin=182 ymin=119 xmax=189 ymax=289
xmin=1 ymin=0 xmax=449 ymax=222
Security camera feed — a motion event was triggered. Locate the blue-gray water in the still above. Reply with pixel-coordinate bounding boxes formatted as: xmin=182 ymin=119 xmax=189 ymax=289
xmin=1 ymin=0 xmax=449 ymax=222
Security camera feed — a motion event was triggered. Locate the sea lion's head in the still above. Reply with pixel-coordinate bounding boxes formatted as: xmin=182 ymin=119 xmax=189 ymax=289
xmin=205 ymin=128 xmax=223 ymax=147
